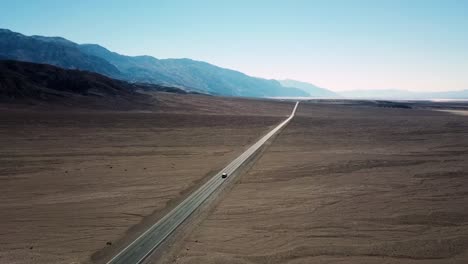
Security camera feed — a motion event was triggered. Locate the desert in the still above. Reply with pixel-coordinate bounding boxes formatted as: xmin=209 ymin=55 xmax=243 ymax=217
xmin=0 ymin=94 xmax=292 ymax=264
xmin=2 ymin=3 xmax=468 ymax=262
xmin=170 ymin=101 xmax=468 ymax=264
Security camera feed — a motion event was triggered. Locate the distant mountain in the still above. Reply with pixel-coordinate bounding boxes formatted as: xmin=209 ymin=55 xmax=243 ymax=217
xmin=340 ymin=89 xmax=468 ymax=100
xmin=0 ymin=60 xmax=188 ymax=108
xmin=79 ymin=44 xmax=308 ymax=97
xmin=278 ymin=79 xmax=339 ymax=98
xmin=0 ymin=28 xmax=308 ymax=98
xmin=0 ymin=29 xmax=121 ymax=78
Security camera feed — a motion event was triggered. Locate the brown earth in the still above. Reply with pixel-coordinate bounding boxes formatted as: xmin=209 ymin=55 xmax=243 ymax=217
xmin=0 ymin=94 xmax=293 ymax=264
xmin=170 ymin=101 xmax=468 ymax=264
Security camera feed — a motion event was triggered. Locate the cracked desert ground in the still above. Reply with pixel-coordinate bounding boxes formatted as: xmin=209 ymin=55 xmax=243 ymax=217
xmin=171 ymin=102 xmax=468 ymax=264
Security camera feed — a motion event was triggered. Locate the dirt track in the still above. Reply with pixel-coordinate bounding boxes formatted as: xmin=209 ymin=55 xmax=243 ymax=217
xmin=170 ymin=102 xmax=468 ymax=264
xmin=0 ymin=95 xmax=292 ymax=264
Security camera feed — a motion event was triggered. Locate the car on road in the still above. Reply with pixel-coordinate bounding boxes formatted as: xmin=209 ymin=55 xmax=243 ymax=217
xmin=221 ymin=172 xmax=228 ymax=178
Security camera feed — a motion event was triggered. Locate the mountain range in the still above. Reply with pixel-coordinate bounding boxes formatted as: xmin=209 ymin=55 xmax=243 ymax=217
xmin=0 ymin=28 xmax=323 ymax=98
xmin=278 ymin=79 xmax=339 ymax=98
xmin=2 ymin=28 xmax=466 ymax=100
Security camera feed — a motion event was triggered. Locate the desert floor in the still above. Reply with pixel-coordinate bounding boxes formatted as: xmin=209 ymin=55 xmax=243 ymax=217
xmin=170 ymin=101 xmax=468 ymax=264
xmin=0 ymin=94 xmax=293 ymax=264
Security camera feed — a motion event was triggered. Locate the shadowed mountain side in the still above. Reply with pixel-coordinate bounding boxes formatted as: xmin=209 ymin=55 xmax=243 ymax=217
xmin=0 ymin=60 xmax=189 ymax=109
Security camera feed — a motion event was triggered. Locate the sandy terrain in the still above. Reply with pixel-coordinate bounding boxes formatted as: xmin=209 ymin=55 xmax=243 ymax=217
xmin=0 ymin=95 xmax=292 ymax=264
xmin=171 ymin=102 xmax=468 ymax=264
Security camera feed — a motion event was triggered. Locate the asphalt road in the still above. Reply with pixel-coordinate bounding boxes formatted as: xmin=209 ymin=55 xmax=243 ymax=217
xmin=106 ymin=101 xmax=299 ymax=264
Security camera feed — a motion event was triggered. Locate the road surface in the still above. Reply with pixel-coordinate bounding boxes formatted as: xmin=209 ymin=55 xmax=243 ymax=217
xmin=106 ymin=101 xmax=299 ymax=264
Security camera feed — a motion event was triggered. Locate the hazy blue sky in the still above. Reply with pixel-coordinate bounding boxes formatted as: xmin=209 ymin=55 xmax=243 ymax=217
xmin=1 ymin=0 xmax=468 ymax=91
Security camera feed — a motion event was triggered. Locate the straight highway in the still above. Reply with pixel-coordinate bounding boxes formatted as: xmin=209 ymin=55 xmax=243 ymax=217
xmin=106 ymin=101 xmax=299 ymax=264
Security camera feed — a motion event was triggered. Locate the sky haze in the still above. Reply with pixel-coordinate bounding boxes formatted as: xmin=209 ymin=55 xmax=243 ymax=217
xmin=1 ymin=0 xmax=468 ymax=92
